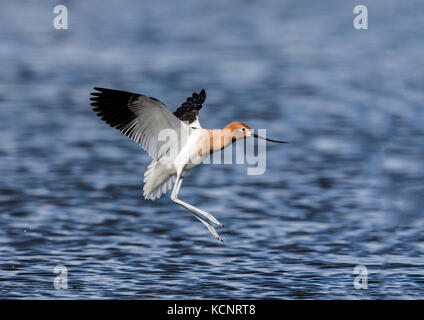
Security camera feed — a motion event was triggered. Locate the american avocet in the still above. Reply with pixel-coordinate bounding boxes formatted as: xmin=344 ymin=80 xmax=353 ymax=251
xmin=91 ymin=88 xmax=287 ymax=241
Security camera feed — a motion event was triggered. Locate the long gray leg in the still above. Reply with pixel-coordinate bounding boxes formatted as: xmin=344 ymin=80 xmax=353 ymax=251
xmin=171 ymin=175 xmax=223 ymax=242
xmin=172 ymin=176 xmax=223 ymax=227
xmin=175 ymin=177 xmax=183 ymax=196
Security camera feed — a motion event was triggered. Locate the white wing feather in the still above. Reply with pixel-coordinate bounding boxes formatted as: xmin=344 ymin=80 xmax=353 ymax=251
xmin=91 ymin=88 xmax=189 ymax=160
xmin=124 ymin=95 xmax=189 ymax=160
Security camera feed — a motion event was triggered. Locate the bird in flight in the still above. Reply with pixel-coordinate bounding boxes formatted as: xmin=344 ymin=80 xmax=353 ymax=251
xmin=90 ymin=88 xmax=287 ymax=241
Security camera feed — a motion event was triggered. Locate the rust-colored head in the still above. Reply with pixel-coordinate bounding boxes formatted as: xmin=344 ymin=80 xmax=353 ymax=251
xmin=224 ymin=121 xmax=251 ymax=140
xmin=223 ymin=121 xmax=288 ymax=144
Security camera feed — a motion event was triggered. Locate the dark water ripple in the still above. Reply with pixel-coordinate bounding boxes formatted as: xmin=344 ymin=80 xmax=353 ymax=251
xmin=0 ymin=0 xmax=424 ymax=299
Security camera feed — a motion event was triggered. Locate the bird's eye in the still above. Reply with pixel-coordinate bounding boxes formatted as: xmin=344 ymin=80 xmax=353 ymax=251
xmin=242 ymin=128 xmax=246 ymax=131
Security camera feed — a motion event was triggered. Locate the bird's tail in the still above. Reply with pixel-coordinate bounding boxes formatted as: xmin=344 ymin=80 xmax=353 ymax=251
xmin=143 ymin=160 xmax=175 ymax=201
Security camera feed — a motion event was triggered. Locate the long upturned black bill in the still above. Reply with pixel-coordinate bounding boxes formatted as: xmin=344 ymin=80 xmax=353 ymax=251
xmin=253 ymin=133 xmax=288 ymax=144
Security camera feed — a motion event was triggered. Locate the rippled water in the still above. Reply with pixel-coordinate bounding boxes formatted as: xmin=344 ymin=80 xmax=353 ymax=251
xmin=1 ymin=0 xmax=424 ymax=299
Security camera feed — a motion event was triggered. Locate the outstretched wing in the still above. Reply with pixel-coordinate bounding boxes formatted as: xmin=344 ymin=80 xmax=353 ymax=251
xmin=173 ymin=89 xmax=206 ymax=128
xmin=90 ymin=87 xmax=189 ymax=160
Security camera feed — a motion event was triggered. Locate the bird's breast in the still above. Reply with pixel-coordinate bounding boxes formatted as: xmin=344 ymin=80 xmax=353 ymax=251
xmin=173 ymin=130 xmax=207 ymax=171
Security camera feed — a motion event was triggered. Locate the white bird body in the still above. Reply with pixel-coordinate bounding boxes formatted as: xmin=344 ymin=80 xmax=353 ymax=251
xmin=143 ymin=128 xmax=206 ymax=200
xmin=91 ymin=87 xmax=286 ymax=241
xmin=174 ymin=128 xmax=206 ymax=172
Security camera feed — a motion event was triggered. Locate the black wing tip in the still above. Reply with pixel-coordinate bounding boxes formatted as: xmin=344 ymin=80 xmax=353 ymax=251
xmin=91 ymin=87 xmax=134 ymax=95
xmin=92 ymin=87 xmax=107 ymax=92
xmin=194 ymin=88 xmax=206 ymax=103
xmin=173 ymin=88 xmax=207 ymax=123
xmin=90 ymin=87 xmax=109 ymax=98
xmin=89 ymin=87 xmax=139 ymax=113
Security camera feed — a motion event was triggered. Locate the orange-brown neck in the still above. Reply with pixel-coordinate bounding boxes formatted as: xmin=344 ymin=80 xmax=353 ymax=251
xmin=206 ymin=128 xmax=236 ymax=153
xmin=224 ymin=121 xmax=250 ymax=131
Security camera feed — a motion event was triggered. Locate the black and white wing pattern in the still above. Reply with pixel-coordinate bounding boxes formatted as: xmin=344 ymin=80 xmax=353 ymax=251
xmin=173 ymin=89 xmax=206 ymax=128
xmin=90 ymin=87 xmax=189 ymax=160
